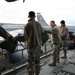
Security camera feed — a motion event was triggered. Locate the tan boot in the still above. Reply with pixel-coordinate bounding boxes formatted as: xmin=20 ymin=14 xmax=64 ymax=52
xmin=48 ymin=57 xmax=56 ymax=66
xmin=48 ymin=62 xmax=56 ymax=66
xmin=61 ymin=56 xmax=67 ymax=59
xmin=56 ymin=59 xmax=59 ymax=63
xmin=34 ymin=73 xmax=39 ymax=75
xmin=61 ymin=53 xmax=67 ymax=59
xmin=28 ymin=73 xmax=34 ymax=75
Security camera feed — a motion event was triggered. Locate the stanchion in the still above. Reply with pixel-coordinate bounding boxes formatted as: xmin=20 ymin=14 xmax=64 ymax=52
xmin=44 ymin=43 xmax=47 ymax=57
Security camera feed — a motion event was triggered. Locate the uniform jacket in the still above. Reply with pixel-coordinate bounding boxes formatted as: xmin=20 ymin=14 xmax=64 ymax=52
xmin=48 ymin=25 xmax=61 ymax=44
xmin=24 ymin=19 xmax=43 ymax=49
xmin=59 ymin=26 xmax=68 ymax=40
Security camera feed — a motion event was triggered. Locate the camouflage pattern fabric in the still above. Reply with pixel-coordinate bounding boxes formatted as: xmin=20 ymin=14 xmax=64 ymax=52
xmin=27 ymin=46 xmax=41 ymax=75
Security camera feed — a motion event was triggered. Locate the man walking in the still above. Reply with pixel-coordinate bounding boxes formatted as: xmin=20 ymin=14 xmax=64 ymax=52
xmin=59 ymin=20 xmax=68 ymax=58
xmin=47 ymin=21 xmax=61 ymax=66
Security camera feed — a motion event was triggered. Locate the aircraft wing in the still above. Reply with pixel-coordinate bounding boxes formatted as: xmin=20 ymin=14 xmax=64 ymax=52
xmin=9 ymin=29 xmax=23 ymax=37
xmin=0 ymin=29 xmax=23 ymax=41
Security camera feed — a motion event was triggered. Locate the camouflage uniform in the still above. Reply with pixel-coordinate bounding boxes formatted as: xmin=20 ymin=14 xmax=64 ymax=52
xmin=48 ymin=25 xmax=61 ymax=64
xmin=24 ymin=19 xmax=43 ymax=75
xmin=27 ymin=46 xmax=41 ymax=75
xmin=59 ymin=26 xmax=68 ymax=57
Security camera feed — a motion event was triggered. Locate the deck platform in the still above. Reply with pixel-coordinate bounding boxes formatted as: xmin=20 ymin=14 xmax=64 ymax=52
xmin=9 ymin=50 xmax=75 ymax=75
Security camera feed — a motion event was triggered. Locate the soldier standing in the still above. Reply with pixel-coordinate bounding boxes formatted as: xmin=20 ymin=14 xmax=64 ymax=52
xmin=47 ymin=21 xmax=61 ymax=66
xmin=16 ymin=11 xmax=43 ymax=75
xmin=25 ymin=11 xmax=43 ymax=75
xmin=59 ymin=20 xmax=68 ymax=58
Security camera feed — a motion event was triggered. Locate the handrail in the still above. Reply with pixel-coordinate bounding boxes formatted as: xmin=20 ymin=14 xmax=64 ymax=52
xmin=1 ymin=40 xmax=52 ymax=75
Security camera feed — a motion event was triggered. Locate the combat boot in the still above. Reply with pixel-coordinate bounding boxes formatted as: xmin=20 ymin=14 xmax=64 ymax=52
xmin=48 ymin=62 xmax=56 ymax=66
xmin=28 ymin=73 xmax=34 ymax=75
xmin=61 ymin=56 xmax=67 ymax=59
xmin=61 ymin=53 xmax=67 ymax=59
xmin=48 ymin=57 xmax=56 ymax=66
xmin=34 ymin=73 xmax=39 ymax=75
xmin=56 ymin=59 xmax=59 ymax=63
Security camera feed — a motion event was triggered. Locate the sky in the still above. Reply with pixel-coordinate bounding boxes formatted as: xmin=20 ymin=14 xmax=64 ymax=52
xmin=0 ymin=0 xmax=75 ymax=25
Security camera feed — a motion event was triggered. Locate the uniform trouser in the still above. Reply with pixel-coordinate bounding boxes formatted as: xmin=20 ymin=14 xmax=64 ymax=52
xmin=27 ymin=46 xmax=41 ymax=75
xmin=61 ymin=40 xmax=67 ymax=55
xmin=0 ymin=26 xmax=11 ymax=39
xmin=51 ymin=43 xmax=60 ymax=62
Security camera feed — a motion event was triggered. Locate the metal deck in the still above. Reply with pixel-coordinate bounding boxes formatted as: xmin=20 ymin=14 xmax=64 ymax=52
xmin=1 ymin=50 xmax=74 ymax=75
xmin=0 ymin=40 xmax=75 ymax=75
xmin=15 ymin=50 xmax=75 ymax=75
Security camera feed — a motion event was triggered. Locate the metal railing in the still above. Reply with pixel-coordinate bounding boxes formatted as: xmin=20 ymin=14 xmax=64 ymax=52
xmin=0 ymin=40 xmax=52 ymax=75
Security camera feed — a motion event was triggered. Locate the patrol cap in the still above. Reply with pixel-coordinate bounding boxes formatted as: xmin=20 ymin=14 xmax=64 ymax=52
xmin=60 ymin=20 xmax=65 ymax=24
xmin=28 ymin=11 xmax=35 ymax=17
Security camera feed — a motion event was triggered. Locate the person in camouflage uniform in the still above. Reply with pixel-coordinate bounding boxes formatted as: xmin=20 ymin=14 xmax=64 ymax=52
xmin=47 ymin=21 xmax=61 ymax=66
xmin=59 ymin=20 xmax=69 ymax=58
xmin=26 ymin=11 xmax=44 ymax=75
xmin=24 ymin=11 xmax=43 ymax=75
xmin=15 ymin=11 xmax=43 ymax=75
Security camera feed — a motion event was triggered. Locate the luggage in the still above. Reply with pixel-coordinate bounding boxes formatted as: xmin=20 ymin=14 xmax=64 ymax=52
xmin=42 ymin=31 xmax=49 ymax=45
xmin=67 ymin=42 xmax=75 ymax=50
xmin=0 ymin=38 xmax=17 ymax=53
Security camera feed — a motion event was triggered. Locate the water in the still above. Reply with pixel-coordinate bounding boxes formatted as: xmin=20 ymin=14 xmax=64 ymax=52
xmin=67 ymin=26 xmax=75 ymax=31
